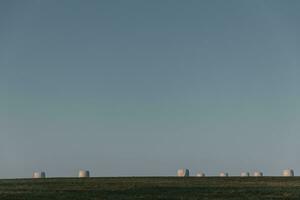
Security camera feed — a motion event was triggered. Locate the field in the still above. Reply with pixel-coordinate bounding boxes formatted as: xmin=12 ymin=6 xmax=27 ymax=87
xmin=0 ymin=177 xmax=300 ymax=199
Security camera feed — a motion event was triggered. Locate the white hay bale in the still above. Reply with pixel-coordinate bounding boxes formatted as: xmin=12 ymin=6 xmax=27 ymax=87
xmin=177 ymin=169 xmax=189 ymax=177
xmin=78 ymin=170 xmax=90 ymax=178
xmin=282 ymin=169 xmax=294 ymax=177
xmin=253 ymin=171 xmax=263 ymax=177
xmin=240 ymin=172 xmax=250 ymax=177
xmin=32 ymin=171 xmax=46 ymax=179
xmin=219 ymin=172 xmax=228 ymax=177
xmin=196 ymin=172 xmax=205 ymax=177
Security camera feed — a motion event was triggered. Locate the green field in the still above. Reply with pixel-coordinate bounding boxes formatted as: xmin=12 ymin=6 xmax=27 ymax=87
xmin=0 ymin=177 xmax=300 ymax=199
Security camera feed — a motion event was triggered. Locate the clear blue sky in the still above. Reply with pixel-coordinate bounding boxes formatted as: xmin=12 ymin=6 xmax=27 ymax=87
xmin=1 ymin=0 xmax=300 ymax=178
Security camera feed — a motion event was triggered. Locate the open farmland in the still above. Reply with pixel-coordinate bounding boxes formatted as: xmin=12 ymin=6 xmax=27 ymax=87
xmin=0 ymin=177 xmax=300 ymax=200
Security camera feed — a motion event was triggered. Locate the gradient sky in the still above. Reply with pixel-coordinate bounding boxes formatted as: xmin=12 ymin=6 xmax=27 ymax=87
xmin=1 ymin=0 xmax=300 ymax=178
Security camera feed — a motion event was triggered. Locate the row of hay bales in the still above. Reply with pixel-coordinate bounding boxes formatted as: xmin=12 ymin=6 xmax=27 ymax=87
xmin=32 ymin=170 xmax=90 ymax=179
xmin=32 ymin=168 xmax=295 ymax=178
xmin=177 ymin=169 xmax=295 ymax=177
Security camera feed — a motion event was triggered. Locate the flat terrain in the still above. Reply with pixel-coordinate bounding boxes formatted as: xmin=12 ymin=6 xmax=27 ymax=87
xmin=0 ymin=177 xmax=300 ymax=200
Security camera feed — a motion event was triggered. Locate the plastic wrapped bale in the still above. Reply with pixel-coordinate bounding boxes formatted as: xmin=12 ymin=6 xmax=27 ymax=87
xmin=78 ymin=170 xmax=90 ymax=178
xmin=282 ymin=169 xmax=294 ymax=177
xmin=253 ymin=171 xmax=263 ymax=177
xmin=196 ymin=172 xmax=205 ymax=177
xmin=177 ymin=169 xmax=189 ymax=177
xmin=219 ymin=172 xmax=229 ymax=177
xmin=32 ymin=171 xmax=46 ymax=179
xmin=240 ymin=172 xmax=250 ymax=177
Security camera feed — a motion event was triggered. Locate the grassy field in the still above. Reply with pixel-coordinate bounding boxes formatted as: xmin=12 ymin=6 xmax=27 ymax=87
xmin=0 ymin=177 xmax=300 ymax=199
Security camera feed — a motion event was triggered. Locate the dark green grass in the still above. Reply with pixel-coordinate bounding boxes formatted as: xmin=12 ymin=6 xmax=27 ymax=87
xmin=0 ymin=177 xmax=300 ymax=200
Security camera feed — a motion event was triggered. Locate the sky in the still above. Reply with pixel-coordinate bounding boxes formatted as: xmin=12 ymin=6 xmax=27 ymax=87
xmin=1 ymin=0 xmax=300 ymax=178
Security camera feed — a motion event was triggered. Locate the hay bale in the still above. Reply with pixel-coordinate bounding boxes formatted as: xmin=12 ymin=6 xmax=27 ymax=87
xmin=219 ymin=172 xmax=228 ymax=177
xmin=78 ymin=170 xmax=90 ymax=178
xmin=32 ymin=171 xmax=46 ymax=179
xmin=196 ymin=172 xmax=205 ymax=177
xmin=240 ymin=172 xmax=250 ymax=177
xmin=282 ymin=169 xmax=294 ymax=177
xmin=253 ymin=171 xmax=263 ymax=177
xmin=177 ymin=169 xmax=189 ymax=177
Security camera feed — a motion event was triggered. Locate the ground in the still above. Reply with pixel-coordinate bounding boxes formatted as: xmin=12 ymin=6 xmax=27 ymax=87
xmin=0 ymin=177 xmax=300 ymax=199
